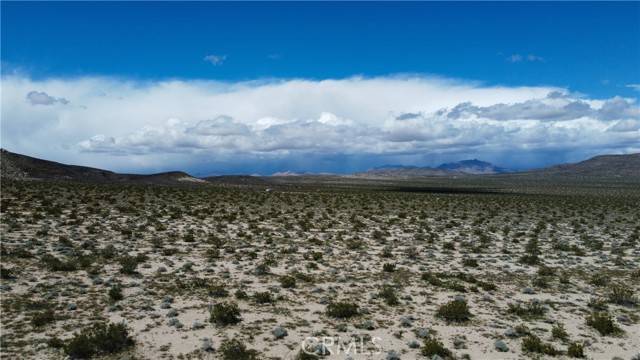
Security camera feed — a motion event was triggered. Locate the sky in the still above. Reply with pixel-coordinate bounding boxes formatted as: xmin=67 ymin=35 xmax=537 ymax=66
xmin=2 ymin=2 xmax=639 ymax=175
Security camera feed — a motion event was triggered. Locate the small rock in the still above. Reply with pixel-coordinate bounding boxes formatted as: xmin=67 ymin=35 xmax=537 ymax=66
xmin=399 ymin=316 xmax=413 ymax=327
xmin=272 ymin=326 xmax=288 ymax=339
xmin=67 ymin=303 xmax=77 ymax=311
xmin=201 ymin=337 xmax=214 ymax=352
xmin=416 ymin=327 xmax=430 ymax=338
xmin=616 ymin=314 xmax=631 ymax=325
xmin=454 ymin=294 xmax=466 ymax=302
xmin=494 ymin=340 xmax=509 ymax=352
xmin=360 ymin=319 xmax=376 ymax=330
xmin=504 ymin=328 xmax=518 ymax=338
xmin=453 ymin=336 xmax=466 ymax=349
xmin=386 ymin=350 xmax=401 ymax=360
xmin=160 ymin=302 xmax=172 ymax=309
xmin=167 ymin=318 xmax=183 ymax=328
xmin=192 ymin=320 xmax=205 ymax=330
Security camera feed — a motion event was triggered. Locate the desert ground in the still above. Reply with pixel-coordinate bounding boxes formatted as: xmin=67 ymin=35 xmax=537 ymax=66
xmin=1 ymin=178 xmax=639 ymax=359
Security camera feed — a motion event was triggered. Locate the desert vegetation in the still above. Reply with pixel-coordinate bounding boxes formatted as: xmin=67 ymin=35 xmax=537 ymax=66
xmin=0 ymin=178 xmax=639 ymax=359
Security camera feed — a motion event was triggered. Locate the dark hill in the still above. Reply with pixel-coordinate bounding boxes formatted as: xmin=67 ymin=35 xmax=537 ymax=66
xmin=529 ymin=153 xmax=640 ymax=178
xmin=0 ymin=149 xmax=204 ymax=185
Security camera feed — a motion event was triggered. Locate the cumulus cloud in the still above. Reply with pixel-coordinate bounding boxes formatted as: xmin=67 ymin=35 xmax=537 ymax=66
xmin=26 ymin=90 xmax=69 ymax=105
xmin=446 ymin=94 xmax=639 ymax=122
xmin=203 ymin=54 xmax=226 ymax=65
xmin=2 ymin=74 xmax=638 ymax=173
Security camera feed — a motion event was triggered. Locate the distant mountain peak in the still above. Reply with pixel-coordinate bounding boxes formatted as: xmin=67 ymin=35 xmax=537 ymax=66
xmin=437 ymin=159 xmax=508 ymax=174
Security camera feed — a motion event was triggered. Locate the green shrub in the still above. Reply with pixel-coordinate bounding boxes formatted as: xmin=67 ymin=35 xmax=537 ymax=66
xmin=551 ymin=323 xmax=568 ymax=341
xmin=47 ymin=337 xmax=65 ymax=349
xmin=101 ymin=244 xmax=117 ymax=259
xmin=587 ymin=297 xmax=608 ymax=311
xmin=382 ymin=263 xmax=396 ymax=272
xmin=108 ymin=284 xmax=123 ymax=303
xmin=378 ymin=285 xmax=399 ymax=306
xmin=41 ymin=254 xmax=77 ymax=271
xmin=590 ymin=274 xmax=609 ymax=287
xmin=508 ymin=301 xmax=546 ymax=318
xmin=537 ymin=265 xmax=556 ymax=277
xmin=607 ymin=283 xmax=637 ymax=306
xmin=586 ymin=312 xmax=622 ymax=336
xmin=519 ymin=254 xmax=539 ymax=265
xmin=521 ymin=335 xmax=560 ymax=356
xmin=436 ymin=300 xmax=472 ymax=322
xmin=64 ymin=322 xmax=134 ymax=359
xmin=462 ymin=258 xmax=479 ymax=267
xmin=0 ymin=266 xmax=16 ymax=280
xmin=421 ymin=338 xmax=451 ymax=357
xmin=31 ymin=309 xmax=56 ymax=327
xmin=118 ymin=256 xmax=138 ymax=275
xmin=567 ymin=342 xmax=585 ymax=358
xmin=219 ymin=338 xmax=260 ymax=360
xmin=254 ymin=291 xmax=275 ymax=304
xmin=208 ymin=283 xmax=229 ymax=298
xmin=442 ymin=242 xmax=455 ymax=251
xmin=210 ymin=302 xmax=242 ymax=326
xmin=421 ymin=272 xmax=444 ymax=287
xmin=235 ymin=289 xmax=249 ymax=299
xmin=280 ymin=275 xmax=297 ymax=289
xmin=326 ymin=301 xmax=359 ymax=319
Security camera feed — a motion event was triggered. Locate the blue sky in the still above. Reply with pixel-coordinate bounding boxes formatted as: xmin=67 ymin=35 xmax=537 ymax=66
xmin=3 ymin=2 xmax=640 ymax=97
xmin=2 ymin=2 xmax=639 ymax=175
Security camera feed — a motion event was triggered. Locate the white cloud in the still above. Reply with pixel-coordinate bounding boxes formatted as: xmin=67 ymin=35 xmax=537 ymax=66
xmin=203 ymin=54 xmax=226 ymax=66
xmin=507 ymin=54 xmax=523 ymax=63
xmin=1 ymin=74 xmax=638 ymax=173
xmin=26 ymin=90 xmax=69 ymax=105
xmin=627 ymin=84 xmax=640 ymax=92
xmin=507 ymin=53 xmax=545 ymax=63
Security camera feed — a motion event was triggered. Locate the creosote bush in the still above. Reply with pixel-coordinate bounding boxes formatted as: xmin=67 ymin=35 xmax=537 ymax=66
xmin=508 ymin=301 xmax=546 ymax=318
xmin=108 ymin=284 xmax=123 ymax=303
xmin=378 ymin=285 xmax=399 ymax=306
xmin=421 ymin=338 xmax=451 ymax=357
xmin=521 ymin=335 xmax=560 ymax=356
xmin=31 ymin=309 xmax=56 ymax=327
xmin=219 ymin=338 xmax=260 ymax=360
xmin=280 ymin=275 xmax=297 ymax=289
xmin=254 ymin=291 xmax=275 ymax=304
xmin=64 ymin=322 xmax=134 ymax=359
xmin=607 ymin=283 xmax=637 ymax=306
xmin=586 ymin=311 xmax=622 ymax=336
xmin=567 ymin=342 xmax=586 ymax=358
xmin=551 ymin=323 xmax=568 ymax=341
xmin=382 ymin=263 xmax=396 ymax=272
xmin=436 ymin=299 xmax=472 ymax=322
xmin=210 ymin=302 xmax=242 ymax=326
xmin=326 ymin=301 xmax=359 ymax=319
xmin=118 ymin=256 xmax=138 ymax=275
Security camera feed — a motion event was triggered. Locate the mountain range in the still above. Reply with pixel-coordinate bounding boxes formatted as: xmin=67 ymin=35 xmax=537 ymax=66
xmin=1 ymin=148 xmax=639 ymax=185
xmin=360 ymin=159 xmax=509 ymax=178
